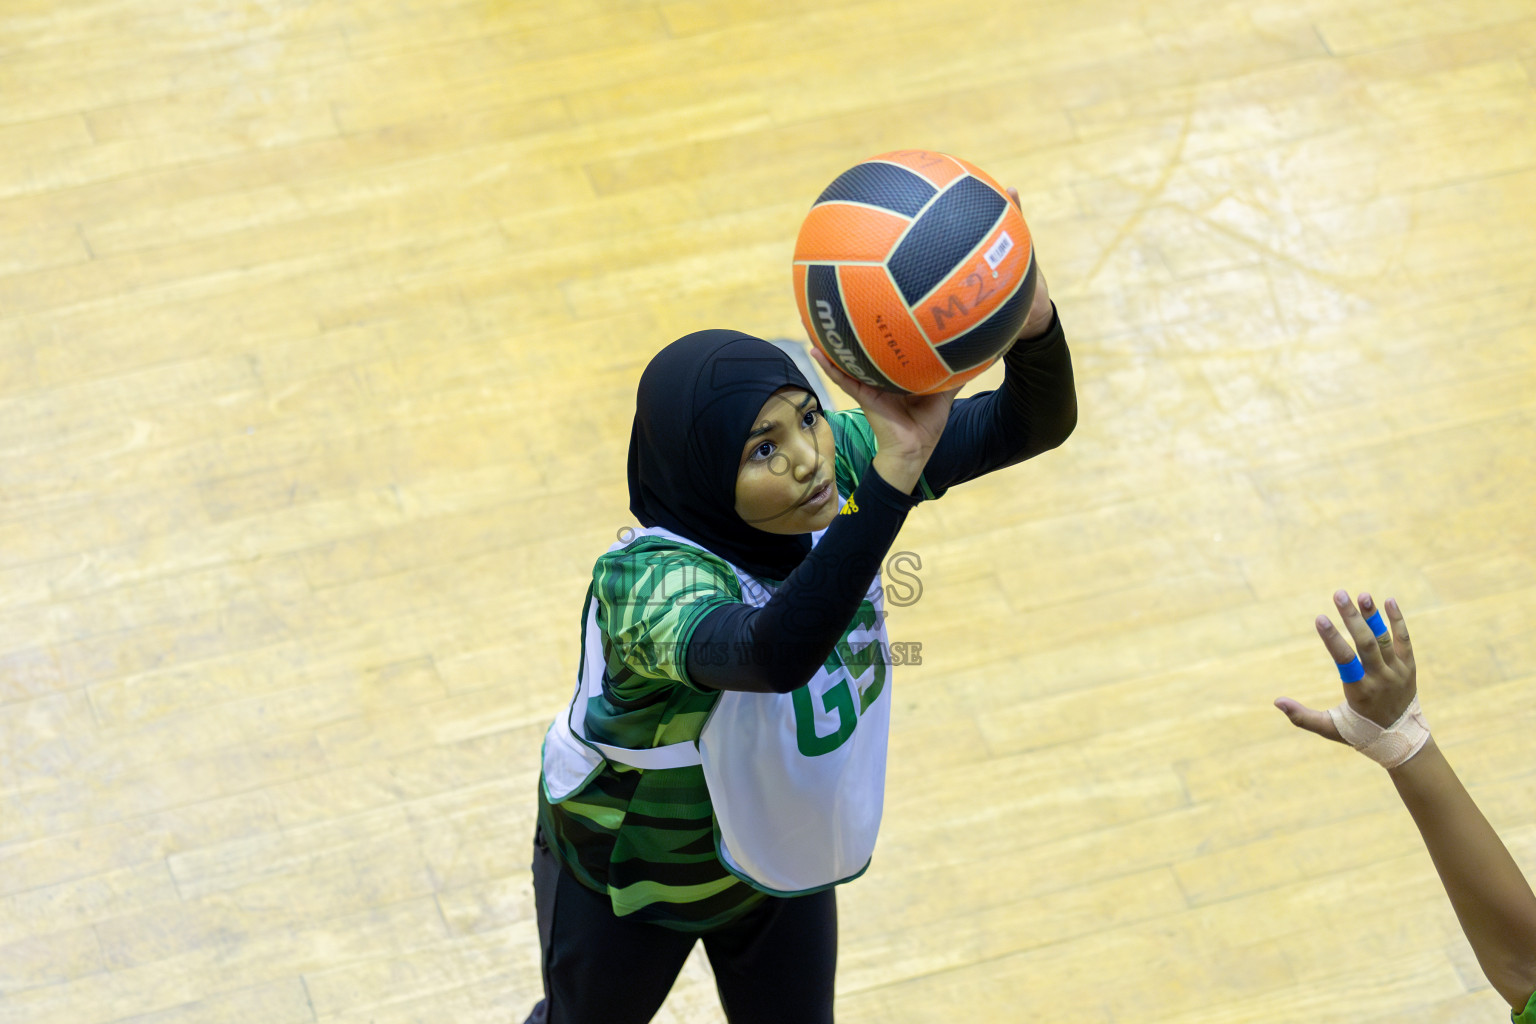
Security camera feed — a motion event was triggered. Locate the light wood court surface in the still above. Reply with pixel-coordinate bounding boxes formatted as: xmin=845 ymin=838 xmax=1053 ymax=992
xmin=1 ymin=1 xmax=1534 ymax=1021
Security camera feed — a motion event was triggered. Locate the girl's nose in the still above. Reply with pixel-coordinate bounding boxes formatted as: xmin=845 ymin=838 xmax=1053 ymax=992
xmin=789 ymin=438 xmax=818 ymax=482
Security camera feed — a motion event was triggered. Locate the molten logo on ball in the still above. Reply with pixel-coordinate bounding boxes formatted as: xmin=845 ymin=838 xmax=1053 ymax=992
xmin=792 ymin=150 xmax=1036 ymax=395
xmin=813 ymin=299 xmax=879 ymax=388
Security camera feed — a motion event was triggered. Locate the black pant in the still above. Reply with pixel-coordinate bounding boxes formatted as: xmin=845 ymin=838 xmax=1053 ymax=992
xmin=524 ymin=828 xmax=837 ymax=1023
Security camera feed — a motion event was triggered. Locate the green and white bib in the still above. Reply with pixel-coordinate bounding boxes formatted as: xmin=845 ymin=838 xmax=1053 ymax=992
xmin=542 ymin=522 xmax=892 ymax=896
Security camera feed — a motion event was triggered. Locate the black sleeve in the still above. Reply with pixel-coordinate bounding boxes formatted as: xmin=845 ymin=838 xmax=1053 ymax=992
xmin=684 ymin=469 xmax=917 ymax=694
xmin=918 ymin=305 xmax=1076 ymax=498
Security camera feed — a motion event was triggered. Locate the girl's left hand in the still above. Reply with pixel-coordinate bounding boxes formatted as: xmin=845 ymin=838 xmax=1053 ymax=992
xmin=1006 ymin=187 xmax=1053 ymax=342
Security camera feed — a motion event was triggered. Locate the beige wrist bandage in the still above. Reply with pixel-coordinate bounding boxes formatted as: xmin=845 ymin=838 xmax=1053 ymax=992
xmin=1327 ymin=696 xmax=1430 ymax=769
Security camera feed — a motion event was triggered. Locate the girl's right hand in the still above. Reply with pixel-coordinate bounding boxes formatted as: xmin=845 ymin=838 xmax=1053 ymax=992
xmin=808 ymin=347 xmax=958 ymax=493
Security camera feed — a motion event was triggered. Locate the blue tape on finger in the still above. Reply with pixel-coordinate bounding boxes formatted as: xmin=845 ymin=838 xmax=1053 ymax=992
xmin=1337 ymin=656 xmax=1365 ymax=683
xmin=1365 ymin=610 xmax=1387 ymax=638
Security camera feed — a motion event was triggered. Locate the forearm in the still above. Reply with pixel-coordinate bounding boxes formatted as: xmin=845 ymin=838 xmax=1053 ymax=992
xmin=1390 ymin=739 xmax=1536 ymax=1009
xmin=919 ymin=307 xmax=1076 ymax=492
xmin=870 ymin=446 xmax=928 ymax=495
xmin=998 ymin=306 xmax=1078 ymax=453
xmin=685 ymin=468 xmax=916 ymax=693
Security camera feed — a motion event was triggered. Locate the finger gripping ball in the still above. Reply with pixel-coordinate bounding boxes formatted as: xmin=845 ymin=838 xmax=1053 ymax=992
xmin=792 ymin=150 xmax=1037 ymax=395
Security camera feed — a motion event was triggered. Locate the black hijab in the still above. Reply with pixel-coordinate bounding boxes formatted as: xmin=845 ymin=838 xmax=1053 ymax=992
xmin=628 ymin=329 xmax=817 ymax=581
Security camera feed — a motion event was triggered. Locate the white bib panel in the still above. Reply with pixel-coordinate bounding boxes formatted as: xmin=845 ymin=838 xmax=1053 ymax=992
xmin=540 ymin=522 xmax=893 ymax=895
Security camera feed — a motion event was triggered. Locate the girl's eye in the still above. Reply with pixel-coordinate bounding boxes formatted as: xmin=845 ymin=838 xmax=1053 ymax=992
xmin=802 ymin=408 xmax=820 ymax=428
xmin=750 ymin=441 xmax=776 ymax=461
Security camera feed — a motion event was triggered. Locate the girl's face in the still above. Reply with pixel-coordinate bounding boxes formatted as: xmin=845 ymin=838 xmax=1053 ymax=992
xmin=734 ymin=387 xmax=838 ymax=535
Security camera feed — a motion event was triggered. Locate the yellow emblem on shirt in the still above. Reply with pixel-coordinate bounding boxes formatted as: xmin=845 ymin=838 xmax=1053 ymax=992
xmin=839 ymin=498 xmax=859 ymax=515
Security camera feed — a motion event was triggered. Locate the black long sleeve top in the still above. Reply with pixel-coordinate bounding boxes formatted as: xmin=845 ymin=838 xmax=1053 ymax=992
xmin=686 ymin=307 xmax=1077 ymax=693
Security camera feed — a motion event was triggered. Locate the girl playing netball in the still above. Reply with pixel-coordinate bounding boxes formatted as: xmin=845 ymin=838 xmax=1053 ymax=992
xmin=524 ymin=260 xmax=1075 ymax=1023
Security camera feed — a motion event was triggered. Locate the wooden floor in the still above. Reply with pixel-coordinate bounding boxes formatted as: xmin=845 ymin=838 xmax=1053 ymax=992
xmin=2 ymin=0 xmax=1534 ymax=1021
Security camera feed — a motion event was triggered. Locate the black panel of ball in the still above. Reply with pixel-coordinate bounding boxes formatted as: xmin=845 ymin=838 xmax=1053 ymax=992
xmin=887 ymin=177 xmax=1008 ymax=306
xmin=814 ymin=162 xmax=938 ymax=219
xmin=803 ymin=265 xmax=900 ymax=391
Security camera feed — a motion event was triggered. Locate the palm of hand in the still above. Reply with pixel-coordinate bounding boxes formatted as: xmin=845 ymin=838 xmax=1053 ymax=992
xmin=1349 ymin=635 xmax=1417 ymax=728
xmin=861 ymin=387 xmax=958 ymax=453
xmin=807 ymin=348 xmax=957 ymax=454
xmin=1275 ymin=593 xmax=1420 ymax=744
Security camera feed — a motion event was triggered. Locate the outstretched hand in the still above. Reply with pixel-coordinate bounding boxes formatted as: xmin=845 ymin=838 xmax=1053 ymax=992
xmin=1275 ymin=590 xmax=1418 ymax=743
